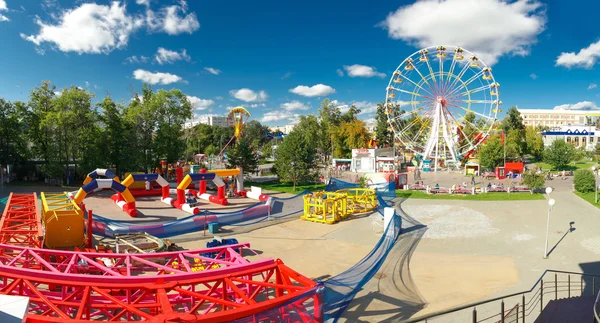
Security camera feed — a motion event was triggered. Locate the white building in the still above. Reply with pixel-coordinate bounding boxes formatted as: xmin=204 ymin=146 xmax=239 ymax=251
xmin=541 ymin=125 xmax=599 ymax=151
xmin=517 ymin=108 xmax=598 ymax=128
xmin=184 ymin=115 xmax=229 ymax=129
xmin=269 ymin=122 xmax=297 ymax=134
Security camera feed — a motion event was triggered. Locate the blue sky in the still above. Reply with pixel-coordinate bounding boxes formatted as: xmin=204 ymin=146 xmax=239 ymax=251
xmin=0 ymin=0 xmax=599 ymax=126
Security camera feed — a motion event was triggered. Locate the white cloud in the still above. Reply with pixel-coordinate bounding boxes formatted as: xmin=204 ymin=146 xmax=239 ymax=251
xmin=21 ymin=2 xmax=143 ymax=54
xmin=556 ymin=40 xmax=600 ymax=69
xmin=215 ymin=96 xmax=224 ymax=100
xmin=281 ymin=72 xmax=292 ymax=79
xmin=336 ymin=69 xmax=344 ymax=77
xmin=343 ymin=64 xmax=386 ymax=78
xmin=529 ymin=73 xmax=537 ymax=80
xmin=204 ymin=67 xmax=221 ymax=75
xmin=354 ymin=101 xmax=378 ymax=114
xmin=54 ymin=91 xmax=62 ymax=96
xmin=553 ymin=101 xmax=600 ymax=111
xmin=380 ymin=0 xmax=546 ymax=65
xmin=229 ymin=88 xmax=268 ymax=102
xmin=147 ymin=1 xmax=199 ymax=35
xmin=260 ymin=111 xmax=300 ymax=123
xmin=289 ymin=84 xmax=336 ymax=97
xmin=187 ymin=96 xmax=215 ymax=110
xmin=155 ymin=47 xmax=190 ymax=64
xmin=281 ymin=101 xmax=310 ymax=111
xmin=0 ymin=0 xmax=8 ymax=22
xmin=125 ymin=55 xmax=149 ymax=64
xmin=589 ymin=83 xmax=598 ymax=90
xmin=249 ymin=103 xmax=266 ymax=108
xmin=136 ymin=0 xmax=150 ymax=6
xmin=85 ymin=81 xmax=90 ymax=87
xmin=133 ymin=69 xmax=184 ymax=85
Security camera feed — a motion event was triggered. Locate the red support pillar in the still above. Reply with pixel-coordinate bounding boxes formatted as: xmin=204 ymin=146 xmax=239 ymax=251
xmin=199 ymin=168 xmax=207 ymax=194
xmin=161 ymin=185 xmax=170 ymax=199
xmin=176 ymin=167 xmax=183 ymax=185
xmin=87 ymin=209 xmax=93 ymax=249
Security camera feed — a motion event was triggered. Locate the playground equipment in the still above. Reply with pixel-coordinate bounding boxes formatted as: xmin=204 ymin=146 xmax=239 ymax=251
xmin=385 ymin=45 xmax=500 ymax=172
xmin=71 ymin=174 xmax=137 ymax=217
xmin=218 ymin=106 xmax=251 ymax=156
xmin=41 ymin=193 xmax=86 ymax=249
xmin=302 ymin=188 xmax=377 ymax=224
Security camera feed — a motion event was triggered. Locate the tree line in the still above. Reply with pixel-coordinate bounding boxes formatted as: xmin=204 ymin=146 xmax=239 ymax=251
xmin=0 ymin=81 xmax=193 ymax=183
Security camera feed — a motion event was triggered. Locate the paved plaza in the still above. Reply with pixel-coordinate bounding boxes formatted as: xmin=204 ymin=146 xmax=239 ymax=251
xmin=1 ymin=170 xmax=598 ymax=322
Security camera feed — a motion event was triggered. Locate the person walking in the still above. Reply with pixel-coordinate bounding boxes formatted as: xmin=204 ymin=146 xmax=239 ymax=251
xmin=471 ymin=174 xmax=476 ymax=186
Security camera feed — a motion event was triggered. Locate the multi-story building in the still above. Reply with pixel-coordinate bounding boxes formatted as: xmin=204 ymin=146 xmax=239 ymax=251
xmin=541 ymin=125 xmax=599 ymax=151
xmin=517 ymin=108 xmax=596 ymax=128
xmin=184 ymin=115 xmax=229 ymax=129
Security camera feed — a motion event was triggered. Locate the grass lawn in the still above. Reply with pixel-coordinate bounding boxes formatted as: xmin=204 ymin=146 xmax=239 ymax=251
xmin=245 ymin=181 xmax=326 ymax=194
xmin=574 ymin=191 xmax=600 ymax=209
xmin=396 ymin=189 xmax=545 ymax=201
xmin=533 ymin=160 xmax=597 ymax=171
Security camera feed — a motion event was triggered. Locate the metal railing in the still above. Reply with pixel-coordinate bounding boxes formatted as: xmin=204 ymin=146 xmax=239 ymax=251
xmin=594 ymin=286 xmax=600 ymax=322
xmin=401 ymin=270 xmax=600 ymax=323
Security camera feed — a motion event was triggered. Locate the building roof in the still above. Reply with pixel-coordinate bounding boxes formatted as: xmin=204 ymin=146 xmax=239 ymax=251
xmin=517 ymin=108 xmax=591 ymax=115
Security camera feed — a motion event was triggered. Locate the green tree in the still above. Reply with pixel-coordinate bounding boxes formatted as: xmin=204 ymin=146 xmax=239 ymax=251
xmin=244 ymin=120 xmax=270 ymax=148
xmin=275 ymin=130 xmax=317 ymax=191
xmin=595 ymin=143 xmax=600 ymax=156
xmin=294 ymin=115 xmax=321 ymax=147
xmin=260 ymin=143 xmax=273 ymax=162
xmin=226 ymin=138 xmax=258 ymax=176
xmin=543 ymin=140 xmax=574 ymax=170
xmin=26 ymin=81 xmax=59 ymax=179
xmin=152 ymin=89 xmax=192 ymax=163
xmin=98 ymin=96 xmax=126 ymax=174
xmin=501 ymin=106 xmax=525 ymax=132
xmin=478 ymin=135 xmax=504 ymax=170
xmin=50 ymin=86 xmax=100 ymax=181
xmin=0 ymin=99 xmax=28 ymax=169
xmin=318 ymin=99 xmax=341 ymax=162
xmin=505 ymin=128 xmax=525 ymax=159
xmin=375 ymin=103 xmax=393 ymax=147
xmin=521 ymin=170 xmax=545 ymax=191
xmin=525 ymin=126 xmax=544 ymax=160
xmin=574 ymin=169 xmax=596 ymax=193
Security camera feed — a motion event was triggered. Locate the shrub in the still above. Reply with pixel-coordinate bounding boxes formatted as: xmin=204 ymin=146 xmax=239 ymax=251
xmin=521 ymin=170 xmax=545 ymax=191
xmin=357 ymin=175 xmax=368 ymax=188
xmin=574 ymin=169 xmax=596 ymax=193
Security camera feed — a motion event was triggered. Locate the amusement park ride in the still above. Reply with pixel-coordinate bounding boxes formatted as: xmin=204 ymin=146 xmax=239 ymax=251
xmin=385 ymin=45 xmax=502 ymax=172
xmin=0 ymin=105 xmax=326 ymax=322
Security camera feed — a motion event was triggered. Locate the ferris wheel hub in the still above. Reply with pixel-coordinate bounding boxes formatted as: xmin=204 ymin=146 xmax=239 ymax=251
xmin=437 ymin=96 xmax=447 ymax=108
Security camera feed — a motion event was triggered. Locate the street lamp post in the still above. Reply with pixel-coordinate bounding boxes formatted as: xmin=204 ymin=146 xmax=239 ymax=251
xmin=544 ymin=186 xmax=556 ymax=259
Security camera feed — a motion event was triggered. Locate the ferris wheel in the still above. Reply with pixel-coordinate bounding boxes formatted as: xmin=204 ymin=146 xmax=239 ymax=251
xmin=385 ymin=45 xmax=501 ymax=171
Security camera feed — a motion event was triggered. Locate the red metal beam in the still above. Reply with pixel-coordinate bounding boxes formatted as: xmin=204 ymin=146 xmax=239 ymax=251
xmin=0 ymin=193 xmax=42 ymax=250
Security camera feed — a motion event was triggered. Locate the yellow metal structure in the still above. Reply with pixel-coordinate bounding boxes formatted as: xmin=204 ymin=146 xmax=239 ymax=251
xmin=41 ymin=192 xmax=85 ymax=249
xmin=208 ymin=169 xmax=241 ymax=177
xmin=301 ymin=188 xmax=377 ymax=224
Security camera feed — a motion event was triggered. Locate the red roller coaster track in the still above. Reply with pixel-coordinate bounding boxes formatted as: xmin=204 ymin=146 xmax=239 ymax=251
xmin=0 ymin=193 xmax=322 ymax=322
xmin=0 ymin=193 xmax=43 ymax=249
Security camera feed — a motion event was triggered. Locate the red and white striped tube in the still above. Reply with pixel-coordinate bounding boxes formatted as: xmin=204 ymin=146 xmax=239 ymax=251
xmin=110 ymin=192 xmax=138 ymax=217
